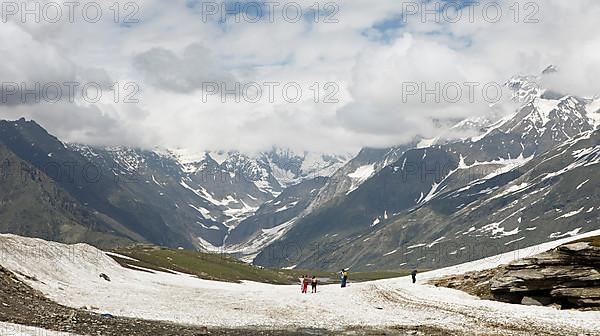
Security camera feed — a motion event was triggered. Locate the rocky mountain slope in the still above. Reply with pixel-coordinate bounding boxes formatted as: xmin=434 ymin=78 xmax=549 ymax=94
xmin=253 ymin=74 xmax=600 ymax=270
xmin=0 ymin=118 xmax=349 ymax=250
xmin=0 ymin=143 xmax=138 ymax=248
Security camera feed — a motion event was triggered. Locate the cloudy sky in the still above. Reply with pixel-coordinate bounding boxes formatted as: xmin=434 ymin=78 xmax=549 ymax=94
xmin=1 ymin=0 xmax=599 ymax=154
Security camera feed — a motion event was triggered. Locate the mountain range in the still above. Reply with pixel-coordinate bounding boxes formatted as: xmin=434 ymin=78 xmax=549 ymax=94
xmin=253 ymin=73 xmax=600 ymax=270
xmin=1 ymin=69 xmax=598 ymax=271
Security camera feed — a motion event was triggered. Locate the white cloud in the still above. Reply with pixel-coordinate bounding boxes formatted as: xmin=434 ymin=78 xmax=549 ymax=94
xmin=1 ymin=0 xmax=599 ymax=153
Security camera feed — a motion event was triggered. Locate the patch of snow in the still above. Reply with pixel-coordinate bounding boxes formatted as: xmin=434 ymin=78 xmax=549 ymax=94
xmin=555 ymin=207 xmax=585 ymax=220
xmin=275 ymin=201 xmax=298 ymax=213
xmin=197 ymin=236 xmax=222 ymax=253
xmin=224 ymin=219 xmax=297 ymax=262
xmin=105 ymin=252 xmax=140 ymax=263
xmin=548 ymin=228 xmax=583 ymax=239
xmin=346 ymin=164 xmax=375 ymax=194
xmin=208 ymin=151 xmax=229 ymax=165
xmin=383 ymin=249 xmax=398 ymax=257
xmin=188 ymin=204 xmax=216 ymax=221
xmin=504 ymin=237 xmax=525 ymax=246
xmin=489 ymin=183 xmax=530 ymax=201
xmin=576 ymin=179 xmax=590 ymax=190
xmin=427 ymin=236 xmax=445 ymax=248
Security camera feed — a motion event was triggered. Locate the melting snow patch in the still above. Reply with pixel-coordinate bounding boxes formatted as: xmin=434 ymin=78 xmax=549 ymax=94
xmin=462 ymin=227 xmax=476 ymax=235
xmin=105 ymin=252 xmax=140 ymax=262
xmin=504 ymin=237 xmax=525 ymax=246
xmin=383 ymin=249 xmax=398 ymax=256
xmin=275 ymin=201 xmax=298 ymax=213
xmin=188 ymin=204 xmax=216 ymax=221
xmin=555 ymin=207 xmax=585 ymax=220
xmin=548 ymin=228 xmax=583 ymax=239
xmin=427 ymin=237 xmax=445 ymax=248
xmin=347 ymin=164 xmax=375 ymax=194
xmin=489 ymin=183 xmax=530 ymax=200
xmin=197 ymin=236 xmax=222 ymax=253
xmin=576 ymin=179 xmax=590 ymax=190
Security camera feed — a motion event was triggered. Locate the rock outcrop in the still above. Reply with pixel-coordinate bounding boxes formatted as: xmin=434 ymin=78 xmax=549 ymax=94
xmin=490 ymin=241 xmax=600 ymax=309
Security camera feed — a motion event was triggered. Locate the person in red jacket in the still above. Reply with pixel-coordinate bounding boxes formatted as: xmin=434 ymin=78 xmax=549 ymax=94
xmin=302 ymin=275 xmax=309 ymax=293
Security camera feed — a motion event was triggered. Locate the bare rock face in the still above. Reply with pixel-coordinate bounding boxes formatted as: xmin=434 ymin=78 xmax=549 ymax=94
xmin=550 ymin=288 xmax=600 ymax=307
xmin=490 ymin=242 xmax=600 ymax=309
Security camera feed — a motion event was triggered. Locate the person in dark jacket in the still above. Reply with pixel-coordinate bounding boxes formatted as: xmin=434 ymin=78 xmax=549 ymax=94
xmin=311 ymin=276 xmax=318 ymax=293
xmin=411 ymin=269 xmax=418 ymax=284
xmin=340 ymin=269 xmax=348 ymax=287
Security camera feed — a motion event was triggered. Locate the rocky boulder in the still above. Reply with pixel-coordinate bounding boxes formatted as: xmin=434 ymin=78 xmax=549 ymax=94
xmin=490 ymin=241 xmax=600 ymax=309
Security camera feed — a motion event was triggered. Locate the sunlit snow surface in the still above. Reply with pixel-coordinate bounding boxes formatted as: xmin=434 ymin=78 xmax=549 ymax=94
xmin=0 ymin=232 xmax=599 ymax=333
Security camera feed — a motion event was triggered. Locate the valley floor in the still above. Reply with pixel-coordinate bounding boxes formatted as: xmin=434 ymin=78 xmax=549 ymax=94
xmin=1 ymin=232 xmax=600 ymax=335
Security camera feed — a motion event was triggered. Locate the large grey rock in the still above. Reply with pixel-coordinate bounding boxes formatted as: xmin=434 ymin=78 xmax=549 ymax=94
xmin=521 ymin=296 xmax=553 ymax=306
xmin=551 ymin=288 xmax=600 ymax=307
xmin=491 ymin=266 xmax=600 ymax=292
xmin=489 ymin=241 xmax=600 ymax=309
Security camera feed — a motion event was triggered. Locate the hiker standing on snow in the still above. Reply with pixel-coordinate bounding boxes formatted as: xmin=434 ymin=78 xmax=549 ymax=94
xmin=311 ymin=276 xmax=318 ymax=293
xmin=411 ymin=269 xmax=418 ymax=284
xmin=302 ymin=275 xmax=310 ymax=293
xmin=340 ymin=269 xmax=348 ymax=288
xmin=299 ymin=275 xmax=306 ymax=293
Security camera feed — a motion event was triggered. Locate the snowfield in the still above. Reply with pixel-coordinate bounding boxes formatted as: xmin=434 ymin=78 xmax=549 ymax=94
xmin=1 ymin=232 xmax=600 ymax=334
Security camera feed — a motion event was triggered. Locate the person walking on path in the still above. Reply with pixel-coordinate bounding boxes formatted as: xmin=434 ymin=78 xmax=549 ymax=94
xmin=411 ymin=269 xmax=418 ymax=284
xmin=311 ymin=276 xmax=318 ymax=293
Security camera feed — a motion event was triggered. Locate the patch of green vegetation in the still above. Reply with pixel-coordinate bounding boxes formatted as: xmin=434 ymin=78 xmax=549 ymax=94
xmin=110 ymin=245 xmax=411 ymax=285
xmin=111 ymin=245 xmax=298 ymax=284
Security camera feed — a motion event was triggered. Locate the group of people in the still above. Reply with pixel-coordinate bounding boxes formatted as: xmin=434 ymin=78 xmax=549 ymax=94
xmin=299 ymin=275 xmax=318 ymax=293
xmin=298 ymin=269 xmax=350 ymax=294
xmin=299 ymin=269 xmax=417 ymax=294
